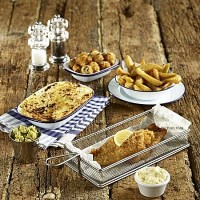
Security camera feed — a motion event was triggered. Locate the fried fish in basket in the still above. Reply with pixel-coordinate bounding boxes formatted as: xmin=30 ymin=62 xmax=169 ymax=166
xmin=91 ymin=124 xmax=167 ymax=166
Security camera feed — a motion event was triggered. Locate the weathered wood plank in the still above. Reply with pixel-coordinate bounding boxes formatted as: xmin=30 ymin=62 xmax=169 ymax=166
xmin=154 ymin=0 xmax=200 ymax=198
xmin=0 ymin=0 xmax=199 ymax=199
xmin=0 ymin=34 xmax=35 ymax=199
xmin=39 ymin=0 xmax=66 ymax=24
xmin=19 ymin=1 xmax=70 ymax=199
xmin=0 ymin=132 xmax=13 ymax=200
xmin=0 ymin=1 xmax=46 ymax=199
xmin=9 ymin=0 xmax=41 ymax=34
xmin=8 ymin=164 xmax=40 ymax=200
xmin=37 ymin=0 xmax=109 ymax=199
xmin=0 ymin=1 xmax=13 ymax=35
xmin=0 ymin=3 xmax=34 ymax=192
xmin=100 ymin=0 xmax=122 ymax=96
xmin=0 ymin=34 xmax=43 ymax=200
xmin=101 ymin=0 xmax=195 ymax=199
xmin=103 ymin=1 xmax=166 ymax=199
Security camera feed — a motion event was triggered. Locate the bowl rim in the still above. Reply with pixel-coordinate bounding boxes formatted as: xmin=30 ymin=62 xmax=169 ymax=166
xmin=62 ymin=58 xmax=120 ymax=77
xmin=115 ymin=75 xmax=174 ymax=93
xmin=134 ymin=167 xmax=170 ymax=187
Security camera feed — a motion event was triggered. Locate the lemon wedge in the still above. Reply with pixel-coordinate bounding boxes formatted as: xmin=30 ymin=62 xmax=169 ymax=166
xmin=114 ymin=129 xmax=133 ymax=146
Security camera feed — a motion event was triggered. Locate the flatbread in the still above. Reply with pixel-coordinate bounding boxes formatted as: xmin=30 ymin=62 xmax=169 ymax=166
xmin=18 ymin=81 xmax=94 ymax=122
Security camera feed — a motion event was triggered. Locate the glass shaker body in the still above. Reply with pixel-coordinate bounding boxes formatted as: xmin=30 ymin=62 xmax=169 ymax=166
xmin=31 ymin=49 xmax=47 ymax=66
xmin=50 ymin=38 xmax=68 ymax=63
xmin=48 ymin=15 xmax=69 ymax=64
xmin=28 ymin=22 xmax=50 ymax=71
xmin=29 ymin=41 xmax=49 ymax=71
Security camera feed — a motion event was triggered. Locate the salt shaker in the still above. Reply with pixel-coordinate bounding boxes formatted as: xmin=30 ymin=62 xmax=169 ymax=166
xmin=28 ymin=22 xmax=50 ymax=71
xmin=47 ymin=15 xmax=69 ymax=64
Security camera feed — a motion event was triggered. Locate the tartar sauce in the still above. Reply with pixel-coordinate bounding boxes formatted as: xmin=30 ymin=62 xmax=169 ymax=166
xmin=137 ymin=166 xmax=168 ymax=184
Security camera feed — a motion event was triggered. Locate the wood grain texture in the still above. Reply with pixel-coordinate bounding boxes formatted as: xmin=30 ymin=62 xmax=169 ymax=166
xmin=0 ymin=1 xmax=13 ymax=35
xmin=154 ymin=0 xmax=200 ymax=198
xmin=102 ymin=0 xmax=196 ymax=199
xmin=9 ymin=0 xmax=41 ymax=34
xmin=39 ymin=1 xmax=109 ymax=200
xmin=0 ymin=0 xmax=199 ymax=199
xmin=0 ymin=35 xmax=31 ymax=200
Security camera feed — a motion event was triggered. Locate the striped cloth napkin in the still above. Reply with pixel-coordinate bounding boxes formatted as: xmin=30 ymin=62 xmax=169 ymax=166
xmin=0 ymin=96 xmax=109 ymax=149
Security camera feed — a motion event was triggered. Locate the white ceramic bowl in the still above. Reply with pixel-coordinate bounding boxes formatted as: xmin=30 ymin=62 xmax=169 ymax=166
xmin=115 ymin=75 xmax=174 ymax=101
xmin=62 ymin=59 xmax=120 ymax=82
xmin=17 ymin=104 xmax=87 ymax=129
xmin=17 ymin=82 xmax=94 ymax=129
xmin=134 ymin=166 xmax=170 ymax=198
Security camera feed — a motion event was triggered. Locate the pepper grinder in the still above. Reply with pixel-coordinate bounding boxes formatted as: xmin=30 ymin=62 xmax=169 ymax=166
xmin=28 ymin=22 xmax=50 ymax=71
xmin=47 ymin=15 xmax=69 ymax=64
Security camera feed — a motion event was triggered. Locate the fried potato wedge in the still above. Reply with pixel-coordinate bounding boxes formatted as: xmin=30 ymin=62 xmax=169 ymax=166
xmin=164 ymin=75 xmax=182 ymax=84
xmin=116 ymin=67 xmax=130 ymax=76
xmin=135 ymin=82 xmax=152 ymax=91
xmin=124 ymin=55 xmax=134 ymax=72
xmin=162 ymin=63 xmax=170 ymax=73
xmin=136 ymin=68 xmax=163 ymax=86
xmin=116 ymin=56 xmax=182 ymax=92
xmin=159 ymin=72 xmax=176 ymax=79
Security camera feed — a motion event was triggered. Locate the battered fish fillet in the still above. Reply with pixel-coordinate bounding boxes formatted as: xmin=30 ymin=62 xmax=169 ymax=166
xmin=91 ymin=124 xmax=166 ymax=166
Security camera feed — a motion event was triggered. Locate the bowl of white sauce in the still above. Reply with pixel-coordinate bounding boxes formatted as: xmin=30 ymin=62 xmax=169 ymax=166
xmin=134 ymin=166 xmax=170 ymax=198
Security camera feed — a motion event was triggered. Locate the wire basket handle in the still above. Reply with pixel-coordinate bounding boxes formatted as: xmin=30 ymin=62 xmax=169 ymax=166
xmin=45 ymin=152 xmax=79 ymax=167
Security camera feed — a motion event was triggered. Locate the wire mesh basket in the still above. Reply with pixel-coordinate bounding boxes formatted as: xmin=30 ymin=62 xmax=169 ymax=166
xmin=47 ymin=108 xmax=190 ymax=188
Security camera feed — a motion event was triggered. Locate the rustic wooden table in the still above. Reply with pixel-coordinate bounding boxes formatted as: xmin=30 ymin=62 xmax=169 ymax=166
xmin=0 ymin=0 xmax=200 ymax=199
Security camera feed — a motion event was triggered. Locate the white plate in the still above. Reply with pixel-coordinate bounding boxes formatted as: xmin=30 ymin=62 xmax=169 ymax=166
xmin=62 ymin=59 xmax=120 ymax=82
xmin=108 ymin=78 xmax=185 ymax=105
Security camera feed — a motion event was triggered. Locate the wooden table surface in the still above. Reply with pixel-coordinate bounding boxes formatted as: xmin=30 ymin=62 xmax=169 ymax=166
xmin=0 ymin=0 xmax=200 ymax=199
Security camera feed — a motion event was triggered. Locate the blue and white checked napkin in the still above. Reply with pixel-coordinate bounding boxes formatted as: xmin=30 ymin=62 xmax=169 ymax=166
xmin=0 ymin=96 xmax=109 ymax=149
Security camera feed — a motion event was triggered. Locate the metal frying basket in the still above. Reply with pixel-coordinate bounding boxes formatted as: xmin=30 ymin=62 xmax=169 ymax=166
xmin=46 ymin=109 xmax=190 ymax=188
